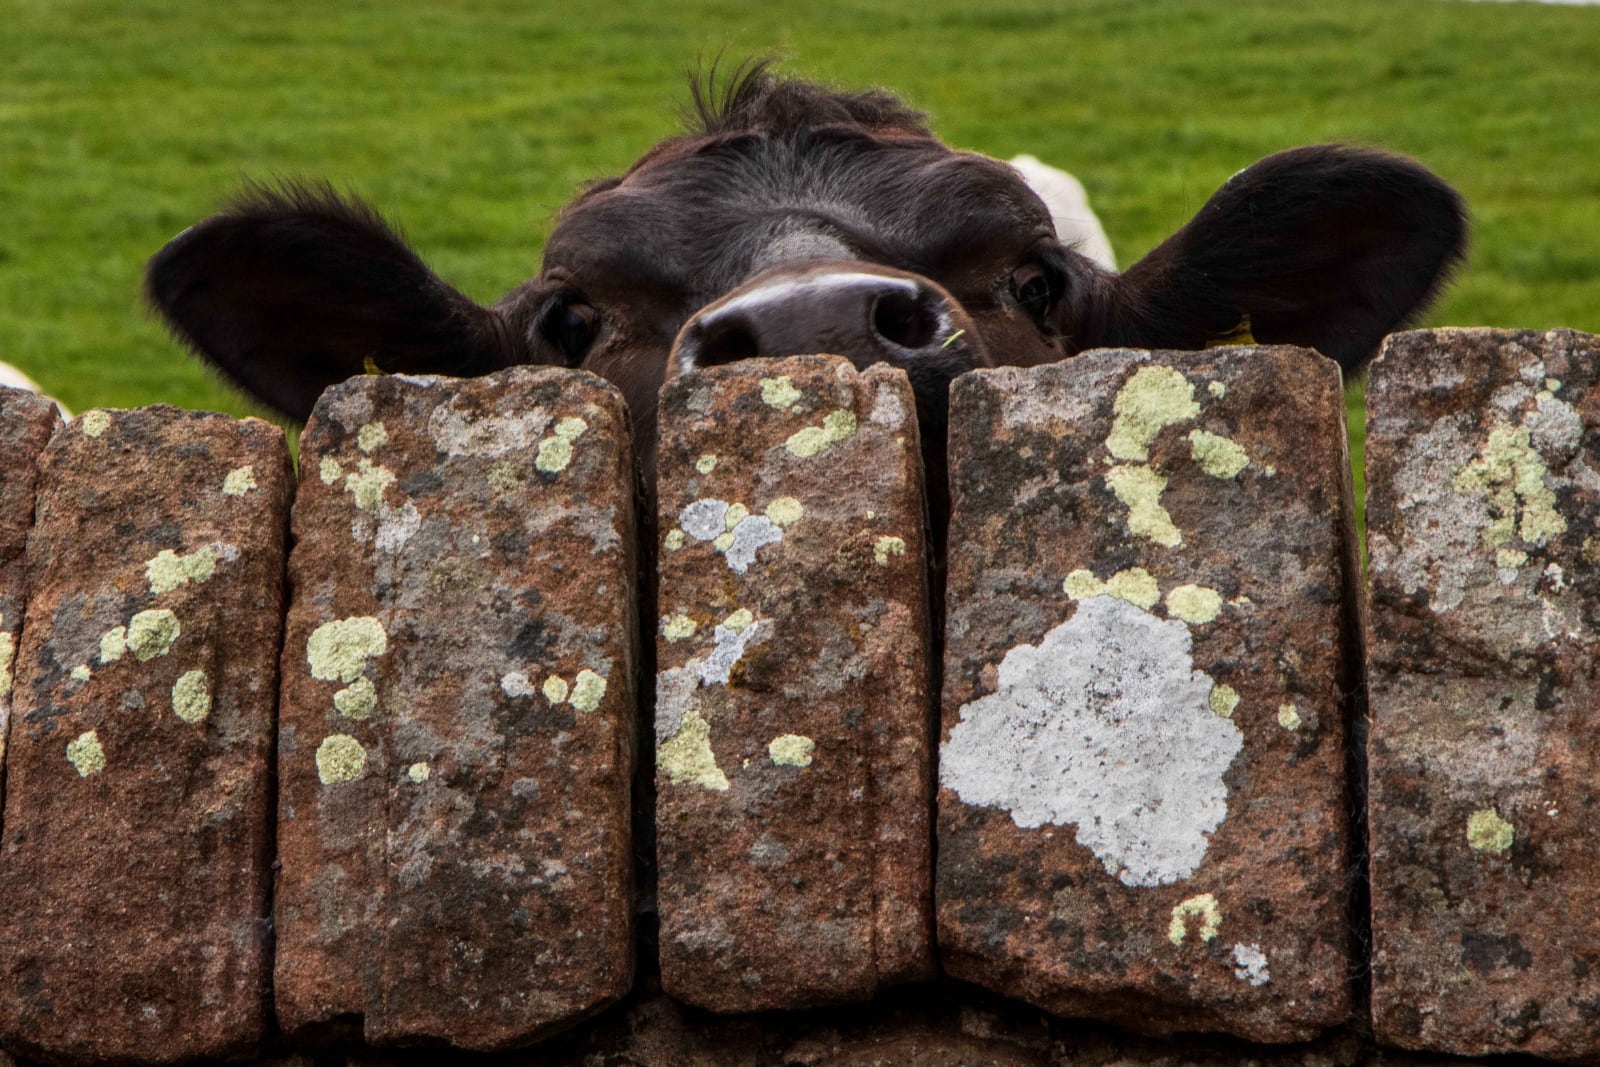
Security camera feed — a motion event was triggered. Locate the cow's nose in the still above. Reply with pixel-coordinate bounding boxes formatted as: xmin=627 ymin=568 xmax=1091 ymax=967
xmin=672 ymin=269 xmax=967 ymax=373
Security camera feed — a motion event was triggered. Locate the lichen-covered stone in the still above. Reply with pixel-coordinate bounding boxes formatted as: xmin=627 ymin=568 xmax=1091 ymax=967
xmin=938 ymin=348 xmax=1359 ymax=1042
xmin=655 ymin=356 xmax=934 ymax=1011
xmin=0 ymin=388 xmax=60 ymax=771
xmin=1365 ymin=328 xmax=1600 ymax=1060
xmin=275 ymin=367 xmax=637 ymax=1049
xmin=0 ymin=406 xmax=290 ymax=1063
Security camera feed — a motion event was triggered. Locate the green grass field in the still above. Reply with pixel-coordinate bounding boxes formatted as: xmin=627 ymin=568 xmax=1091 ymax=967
xmin=3 ymin=0 xmax=1597 ymax=486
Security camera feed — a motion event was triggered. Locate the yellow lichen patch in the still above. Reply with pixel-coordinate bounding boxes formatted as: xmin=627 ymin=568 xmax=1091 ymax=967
xmin=662 ymin=614 xmax=699 ymax=642
xmin=307 ymin=616 xmax=387 ymax=683
xmin=357 ymin=421 xmax=388 ymax=453
xmin=554 ymin=416 xmax=588 ymax=441
xmin=1278 ymin=704 xmax=1302 ymax=731
xmin=1063 ymin=569 xmax=1105 ymax=600
xmin=543 ymin=675 xmax=569 ymax=704
xmin=761 ymin=375 xmax=802 ymax=409
xmin=334 ymin=677 xmax=378 ymax=720
xmin=712 ymin=531 xmax=735 ymax=552
xmin=1209 ymin=684 xmax=1240 ymax=718
xmin=316 ymin=734 xmax=367 ymax=784
xmin=722 ymin=608 xmax=755 ymax=633
xmin=696 ymin=454 xmax=718 ymax=474
xmin=487 ymin=460 xmax=523 ymax=495
xmin=534 ymin=418 xmax=588 ymax=474
xmin=1107 ymin=366 xmax=1199 ymax=462
xmin=172 ymin=669 xmax=211 ymax=723
xmin=785 ymin=409 xmax=858 ymax=458
xmin=769 ymin=733 xmax=816 ymax=768
xmin=145 ymin=546 xmax=218 ymax=595
xmin=1188 ymin=430 xmax=1249 ymax=479
xmin=81 ymin=410 xmax=112 ymax=438
xmin=571 ymin=669 xmax=607 ymax=712
xmin=127 ymin=609 xmax=181 ymax=661
xmin=1106 ymin=465 xmax=1182 ymax=547
xmin=874 ymin=535 xmax=907 ymax=566
xmin=222 ymin=466 xmax=258 ymax=496
xmin=70 ymin=664 xmax=91 ymax=683
xmin=343 ymin=459 xmax=395 ymax=512
xmin=659 ymin=707 xmax=730 ymax=790
xmin=0 ymin=631 xmax=13 ymax=698
xmin=1062 ymin=568 xmax=1160 ymax=610
xmin=1467 ymin=808 xmax=1514 ymax=854
xmin=1452 ymin=422 xmax=1567 ymax=550
xmin=319 ymin=457 xmax=343 ymax=485
xmin=1208 ymin=381 xmax=1227 ymax=399
xmin=67 ymin=730 xmax=106 ymax=776
xmin=724 ymin=503 xmax=750 ymax=529
xmin=1168 ymin=893 xmax=1222 ymax=945
xmin=1546 ymin=378 xmax=1562 ymax=393
xmin=408 ymin=761 xmax=430 ymax=783
xmin=663 ymin=529 xmax=686 ymax=551
xmin=766 ymin=497 xmax=805 ymax=527
xmin=1166 ymin=584 xmax=1224 ymax=624
xmin=1498 ymin=548 xmax=1529 ymax=571
xmin=99 ymin=625 xmax=127 ymax=664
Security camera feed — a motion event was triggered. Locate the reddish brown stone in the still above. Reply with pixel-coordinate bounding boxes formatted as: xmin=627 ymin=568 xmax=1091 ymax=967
xmin=275 ymin=367 xmax=637 ymax=1049
xmin=0 ymin=388 xmax=60 ymax=772
xmin=654 ymin=355 xmax=934 ymax=1012
xmin=937 ymin=348 xmax=1359 ymax=1041
xmin=0 ymin=406 xmax=290 ymax=1063
xmin=1365 ymin=328 xmax=1600 ymax=1060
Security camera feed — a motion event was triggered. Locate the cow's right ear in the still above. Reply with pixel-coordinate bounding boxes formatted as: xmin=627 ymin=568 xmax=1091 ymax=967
xmin=146 ymin=182 xmax=518 ymax=421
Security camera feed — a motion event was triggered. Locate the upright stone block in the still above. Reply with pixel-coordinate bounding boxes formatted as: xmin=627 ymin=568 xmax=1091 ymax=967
xmin=655 ymin=355 xmax=934 ymax=1011
xmin=0 ymin=406 xmax=290 ymax=1063
xmin=0 ymin=388 xmax=60 ymax=769
xmin=1366 ymin=328 xmax=1600 ymax=1060
xmin=275 ymin=367 xmax=637 ymax=1049
xmin=938 ymin=348 xmax=1359 ymax=1042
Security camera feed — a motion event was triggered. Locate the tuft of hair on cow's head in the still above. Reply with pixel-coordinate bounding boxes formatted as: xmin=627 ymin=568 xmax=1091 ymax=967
xmin=146 ymin=60 xmax=1466 ymax=485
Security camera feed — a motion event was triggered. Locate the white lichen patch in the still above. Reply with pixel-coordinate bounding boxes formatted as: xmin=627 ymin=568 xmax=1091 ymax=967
xmin=1106 ymin=464 xmax=1182 ymax=547
xmin=1062 ymin=568 xmax=1160 ymax=611
xmin=126 ymin=609 xmax=181 ymax=661
xmin=429 ymin=404 xmax=551 ymax=457
xmin=1452 ymin=421 xmax=1567 ymax=552
xmin=695 ymin=454 xmax=718 ymax=474
xmin=145 ymin=546 xmax=219 ymax=595
xmin=543 ymin=675 xmax=570 ymax=703
xmin=222 ymin=466 xmax=257 ymax=496
xmin=766 ymin=497 xmax=804 ymax=527
xmin=1107 ymin=366 xmax=1199 ymax=462
xmin=677 ymin=498 xmax=787 ymax=573
xmin=570 ymin=669 xmax=607 ymax=712
xmin=769 ymin=733 xmax=816 ymax=768
xmin=1166 ymin=584 xmax=1223 ymax=624
xmin=941 ymin=596 xmax=1243 ymax=887
xmin=1278 ymin=704 xmax=1302 ymax=731
xmin=316 ymin=734 xmax=367 ymax=784
xmin=408 ymin=761 xmax=430 ymax=783
xmin=1188 ymin=430 xmax=1249 ymax=479
xmin=662 ymin=614 xmax=699 ymax=642
xmin=760 ymin=375 xmax=802 ymax=409
xmin=1168 ymin=893 xmax=1222 ymax=944
xmin=81 ymin=411 xmax=112 ymax=437
xmin=785 ymin=409 xmax=858 ymax=458
xmin=374 ymin=500 xmax=421 ymax=554
xmin=680 ymin=499 xmax=730 ymax=540
xmin=697 ymin=614 xmax=768 ymax=685
xmin=1209 ymin=684 xmax=1240 ymax=719
xmin=307 ymin=617 xmax=387 ymax=683
xmin=343 ymin=459 xmax=395 ymax=512
xmin=658 ymin=706 xmax=730 ymax=790
xmin=357 ymin=421 xmax=388 ymax=453
xmin=874 ymin=535 xmax=907 ymax=566
xmin=1467 ymin=807 xmax=1514 ymax=854
xmin=99 ymin=625 xmax=127 ymax=664
xmin=172 ymin=669 xmax=211 ymax=723
xmin=319 ymin=457 xmax=343 ymax=485
xmin=500 ymin=671 xmax=535 ymax=698
xmin=334 ymin=677 xmax=377 ymax=720
xmin=1232 ymin=943 xmax=1271 ymax=986
xmin=67 ymin=730 xmax=106 ymax=776
xmin=70 ymin=664 xmax=91 ymax=683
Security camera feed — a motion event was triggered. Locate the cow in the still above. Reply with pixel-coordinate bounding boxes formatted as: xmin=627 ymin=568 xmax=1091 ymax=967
xmin=144 ymin=62 xmax=1465 ymax=509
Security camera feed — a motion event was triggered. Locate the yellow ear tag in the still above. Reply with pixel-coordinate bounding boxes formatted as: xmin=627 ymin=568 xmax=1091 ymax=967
xmin=1207 ymin=315 xmax=1255 ymax=348
xmin=362 ymin=355 xmax=387 ymax=376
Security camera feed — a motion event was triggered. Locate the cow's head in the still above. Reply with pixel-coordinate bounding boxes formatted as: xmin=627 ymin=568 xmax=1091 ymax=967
xmin=147 ymin=64 xmax=1465 ymax=490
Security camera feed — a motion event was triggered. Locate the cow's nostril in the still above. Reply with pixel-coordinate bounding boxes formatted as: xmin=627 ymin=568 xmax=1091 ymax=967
xmin=872 ymin=287 xmax=941 ymax=351
xmin=695 ymin=320 xmax=762 ymax=367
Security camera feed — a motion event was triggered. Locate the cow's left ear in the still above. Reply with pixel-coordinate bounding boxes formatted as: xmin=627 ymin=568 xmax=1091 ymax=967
xmin=1089 ymin=145 xmax=1466 ymax=371
xmin=147 ymin=182 xmax=521 ymax=421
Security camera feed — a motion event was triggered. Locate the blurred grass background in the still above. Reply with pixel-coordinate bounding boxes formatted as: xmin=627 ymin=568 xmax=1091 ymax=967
xmin=3 ymin=0 xmax=1597 ymax=505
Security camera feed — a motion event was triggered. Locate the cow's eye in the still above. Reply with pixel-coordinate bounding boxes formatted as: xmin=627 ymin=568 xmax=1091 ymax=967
xmin=1010 ymin=261 xmax=1065 ymax=328
xmin=539 ymin=297 xmax=599 ymax=367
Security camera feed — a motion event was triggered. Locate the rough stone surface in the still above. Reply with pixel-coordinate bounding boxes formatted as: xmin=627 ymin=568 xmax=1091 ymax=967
xmin=0 ymin=406 xmax=290 ymax=1063
xmin=275 ymin=367 xmax=637 ymax=1049
xmin=938 ymin=348 xmax=1360 ymax=1041
xmin=1365 ymin=328 xmax=1600 ymax=1060
xmin=654 ymin=355 xmax=934 ymax=1012
xmin=0 ymin=388 xmax=60 ymax=772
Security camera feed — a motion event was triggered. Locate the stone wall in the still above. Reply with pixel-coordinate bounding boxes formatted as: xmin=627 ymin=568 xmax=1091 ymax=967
xmin=0 ymin=327 xmax=1592 ymax=1066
